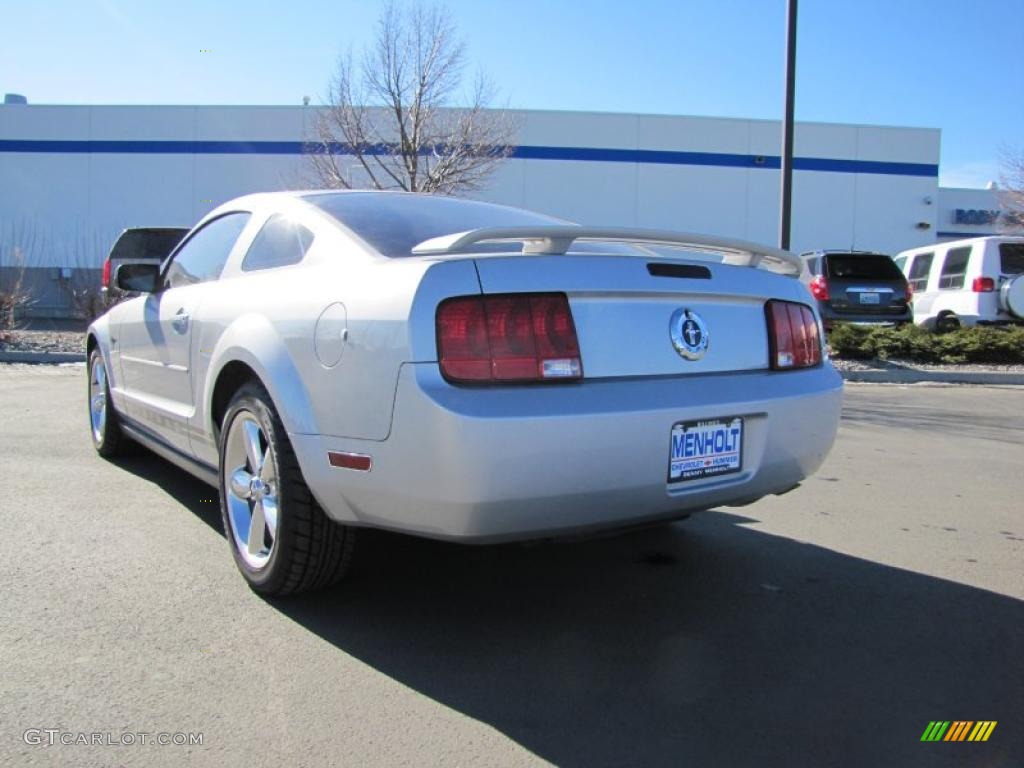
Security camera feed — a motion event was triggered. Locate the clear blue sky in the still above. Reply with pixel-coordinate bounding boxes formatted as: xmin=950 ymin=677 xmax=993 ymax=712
xmin=3 ymin=0 xmax=1021 ymax=188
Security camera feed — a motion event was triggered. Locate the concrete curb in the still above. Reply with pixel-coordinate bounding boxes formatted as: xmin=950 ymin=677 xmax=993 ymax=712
xmin=0 ymin=351 xmax=86 ymax=364
xmin=839 ymin=368 xmax=1024 ymax=385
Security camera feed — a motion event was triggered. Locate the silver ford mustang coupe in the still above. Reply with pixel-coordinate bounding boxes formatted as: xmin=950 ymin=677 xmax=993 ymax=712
xmin=86 ymin=191 xmax=842 ymax=595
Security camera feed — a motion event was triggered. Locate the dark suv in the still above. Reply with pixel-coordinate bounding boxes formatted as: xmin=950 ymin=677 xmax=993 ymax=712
xmin=101 ymin=227 xmax=188 ymax=300
xmin=799 ymin=250 xmax=912 ymax=330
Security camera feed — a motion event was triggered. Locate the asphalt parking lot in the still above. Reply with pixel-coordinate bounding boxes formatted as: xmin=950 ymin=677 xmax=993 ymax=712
xmin=2 ymin=364 xmax=1022 ymax=768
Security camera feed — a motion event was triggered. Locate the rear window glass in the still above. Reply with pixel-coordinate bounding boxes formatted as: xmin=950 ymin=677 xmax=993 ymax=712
xmin=907 ymin=253 xmax=933 ymax=292
xmin=305 ymin=192 xmax=651 ymax=258
xmin=824 ymin=254 xmax=904 ymax=280
xmin=938 ymin=247 xmax=971 ymax=290
xmin=1000 ymin=243 xmax=1024 ymax=274
xmin=306 ymin=192 xmax=564 ymax=257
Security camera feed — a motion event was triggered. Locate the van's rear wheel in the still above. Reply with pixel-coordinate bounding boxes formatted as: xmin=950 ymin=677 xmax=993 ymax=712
xmin=219 ymin=382 xmax=354 ymax=596
xmin=935 ymin=313 xmax=960 ymax=333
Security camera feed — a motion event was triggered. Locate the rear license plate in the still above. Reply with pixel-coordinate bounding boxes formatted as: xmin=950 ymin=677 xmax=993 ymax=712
xmin=859 ymin=292 xmax=881 ymax=304
xmin=669 ymin=417 xmax=743 ymax=483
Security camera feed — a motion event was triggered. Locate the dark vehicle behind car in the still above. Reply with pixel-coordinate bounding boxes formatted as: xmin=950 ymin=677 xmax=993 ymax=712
xmin=101 ymin=227 xmax=188 ymax=297
xmin=799 ymin=250 xmax=912 ymax=329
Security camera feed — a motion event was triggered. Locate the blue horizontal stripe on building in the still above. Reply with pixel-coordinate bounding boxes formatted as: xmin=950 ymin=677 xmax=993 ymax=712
xmin=0 ymin=139 xmax=939 ymax=177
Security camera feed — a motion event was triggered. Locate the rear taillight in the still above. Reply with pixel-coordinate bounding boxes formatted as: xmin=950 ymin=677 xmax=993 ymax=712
xmin=904 ymin=282 xmax=913 ymax=302
xmin=101 ymin=258 xmax=112 ymax=290
xmin=437 ymin=293 xmax=582 ymax=384
xmin=972 ymin=277 xmax=995 ymax=293
xmin=809 ymin=275 xmax=829 ymax=301
xmin=765 ymin=300 xmax=822 ymax=370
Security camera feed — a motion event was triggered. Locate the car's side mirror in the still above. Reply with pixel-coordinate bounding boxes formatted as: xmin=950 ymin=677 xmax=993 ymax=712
xmin=115 ymin=263 xmax=161 ymax=293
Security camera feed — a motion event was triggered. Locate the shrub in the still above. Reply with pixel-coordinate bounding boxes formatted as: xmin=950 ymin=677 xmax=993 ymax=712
xmin=828 ymin=323 xmax=1024 ymax=364
xmin=0 ymin=230 xmax=37 ymax=337
xmin=57 ymin=236 xmax=113 ymax=322
xmin=60 ymin=272 xmax=112 ymax=322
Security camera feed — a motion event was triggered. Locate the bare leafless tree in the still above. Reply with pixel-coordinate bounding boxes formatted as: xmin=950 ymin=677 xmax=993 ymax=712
xmin=305 ymin=1 xmax=516 ymax=194
xmin=58 ymin=234 xmax=112 ymax=322
xmin=998 ymin=147 xmax=1024 ymax=230
xmin=0 ymin=221 xmax=40 ymax=336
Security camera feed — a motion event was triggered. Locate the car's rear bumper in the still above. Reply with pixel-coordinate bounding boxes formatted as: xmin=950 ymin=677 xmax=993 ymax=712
xmin=292 ymin=363 xmax=844 ymax=542
xmin=818 ymin=304 xmax=912 ymax=326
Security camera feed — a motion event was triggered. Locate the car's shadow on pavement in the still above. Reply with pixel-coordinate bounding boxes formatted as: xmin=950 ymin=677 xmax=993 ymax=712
xmin=272 ymin=515 xmax=1023 ymax=768
xmin=111 ymin=450 xmax=225 ymax=535
xmin=110 ymin=451 xmax=1023 ymax=767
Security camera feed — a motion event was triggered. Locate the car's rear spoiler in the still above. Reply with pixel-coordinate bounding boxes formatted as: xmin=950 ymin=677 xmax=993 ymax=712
xmin=411 ymin=226 xmax=801 ymax=276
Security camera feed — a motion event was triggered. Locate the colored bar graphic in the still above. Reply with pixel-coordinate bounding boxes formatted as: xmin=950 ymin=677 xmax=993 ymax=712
xmin=944 ymin=721 xmax=971 ymax=741
xmin=921 ymin=720 xmax=996 ymax=742
xmin=921 ymin=721 xmax=950 ymax=741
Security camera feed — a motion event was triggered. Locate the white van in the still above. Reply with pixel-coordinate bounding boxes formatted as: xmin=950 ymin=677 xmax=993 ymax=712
xmin=894 ymin=236 xmax=1024 ymax=330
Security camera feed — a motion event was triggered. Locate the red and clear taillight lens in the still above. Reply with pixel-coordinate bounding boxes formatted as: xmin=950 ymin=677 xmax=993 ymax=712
xmin=101 ymin=258 xmax=112 ymax=290
xmin=809 ymin=275 xmax=829 ymax=301
xmin=437 ymin=293 xmax=582 ymax=384
xmin=765 ymin=300 xmax=822 ymax=370
xmin=972 ymin=277 xmax=995 ymax=293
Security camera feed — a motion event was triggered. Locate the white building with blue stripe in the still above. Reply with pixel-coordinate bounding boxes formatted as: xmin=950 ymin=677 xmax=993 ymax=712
xmin=0 ymin=102 xmax=1002 ymax=290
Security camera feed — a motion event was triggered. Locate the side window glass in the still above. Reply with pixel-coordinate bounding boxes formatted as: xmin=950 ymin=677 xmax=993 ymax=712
xmin=999 ymin=243 xmax=1024 ymax=275
xmin=241 ymin=214 xmax=315 ymax=272
xmin=893 ymin=256 xmax=906 ymax=273
xmin=938 ymin=247 xmax=971 ymax=290
xmin=164 ymin=213 xmax=251 ymax=289
xmin=907 ymin=253 xmax=933 ymax=292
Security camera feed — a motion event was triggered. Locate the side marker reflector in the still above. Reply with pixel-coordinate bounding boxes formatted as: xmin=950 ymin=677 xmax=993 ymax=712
xmin=328 ymin=451 xmax=372 ymax=471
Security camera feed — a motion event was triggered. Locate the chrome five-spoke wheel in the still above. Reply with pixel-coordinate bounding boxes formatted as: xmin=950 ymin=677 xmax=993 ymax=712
xmin=89 ymin=355 xmax=107 ymax=444
xmin=218 ymin=382 xmax=354 ymax=595
xmin=87 ymin=347 xmax=124 ymax=457
xmin=224 ymin=412 xmax=279 ymax=570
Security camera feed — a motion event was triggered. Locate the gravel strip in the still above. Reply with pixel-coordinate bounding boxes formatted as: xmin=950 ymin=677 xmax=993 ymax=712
xmin=828 ymin=356 xmax=1024 ymax=374
xmin=0 ymin=329 xmax=87 ymax=355
xmin=827 ymin=358 xmax=886 ymax=372
xmin=885 ymin=359 xmax=1024 ymax=373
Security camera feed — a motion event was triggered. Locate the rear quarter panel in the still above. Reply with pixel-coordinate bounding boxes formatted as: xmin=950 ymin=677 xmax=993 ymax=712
xmin=195 ymin=244 xmax=481 ymax=464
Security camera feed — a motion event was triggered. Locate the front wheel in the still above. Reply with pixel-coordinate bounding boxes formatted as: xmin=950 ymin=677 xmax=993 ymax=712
xmin=88 ymin=348 xmax=126 ymax=457
xmin=219 ymin=382 xmax=354 ymax=595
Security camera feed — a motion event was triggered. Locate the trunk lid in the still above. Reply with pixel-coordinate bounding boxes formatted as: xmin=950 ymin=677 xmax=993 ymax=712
xmin=472 ymin=253 xmax=802 ymax=378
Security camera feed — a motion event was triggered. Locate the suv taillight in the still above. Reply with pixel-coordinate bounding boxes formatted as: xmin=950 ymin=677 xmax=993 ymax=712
xmin=972 ymin=277 xmax=995 ymax=293
xmin=101 ymin=258 xmax=112 ymax=290
xmin=437 ymin=293 xmax=582 ymax=384
xmin=809 ymin=275 xmax=829 ymax=301
xmin=904 ymin=282 xmax=913 ymax=302
xmin=766 ymin=300 xmax=822 ymax=370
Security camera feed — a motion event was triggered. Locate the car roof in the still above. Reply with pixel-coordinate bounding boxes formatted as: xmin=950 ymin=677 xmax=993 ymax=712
xmin=898 ymin=235 xmax=1024 ymax=253
xmin=799 ymin=250 xmax=892 ymax=259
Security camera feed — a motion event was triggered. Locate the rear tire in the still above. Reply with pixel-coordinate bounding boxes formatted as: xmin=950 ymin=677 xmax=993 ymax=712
xmin=88 ymin=348 xmax=126 ymax=457
xmin=935 ymin=313 xmax=960 ymax=333
xmin=218 ymin=381 xmax=354 ymax=596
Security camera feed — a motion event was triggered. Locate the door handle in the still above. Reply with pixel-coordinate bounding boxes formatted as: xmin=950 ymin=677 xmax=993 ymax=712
xmin=171 ymin=309 xmax=190 ymax=334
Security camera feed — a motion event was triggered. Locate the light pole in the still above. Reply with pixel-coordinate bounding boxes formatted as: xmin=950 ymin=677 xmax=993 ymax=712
xmin=779 ymin=0 xmax=798 ymax=250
